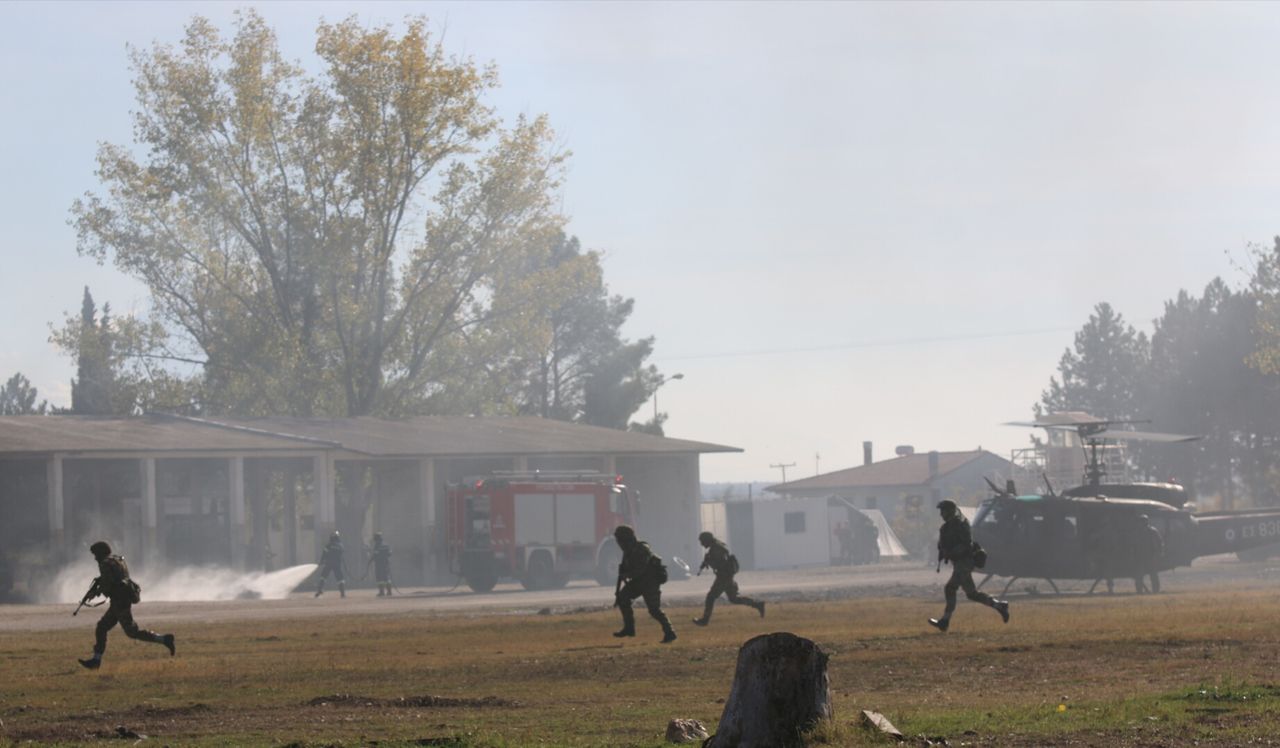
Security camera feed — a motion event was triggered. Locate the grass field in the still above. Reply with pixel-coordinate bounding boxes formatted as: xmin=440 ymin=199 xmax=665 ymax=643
xmin=4 ymin=586 xmax=1280 ymax=747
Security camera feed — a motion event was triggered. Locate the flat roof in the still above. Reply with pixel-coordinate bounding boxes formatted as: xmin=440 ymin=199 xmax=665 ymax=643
xmin=0 ymin=415 xmax=333 ymax=455
xmin=0 ymin=415 xmax=741 ymax=459
xmin=187 ymin=415 xmax=741 ymax=457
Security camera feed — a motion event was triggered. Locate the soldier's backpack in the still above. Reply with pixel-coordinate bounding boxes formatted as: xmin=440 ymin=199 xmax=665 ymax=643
xmin=127 ymin=579 xmax=142 ymax=604
xmin=971 ymin=541 xmax=988 ymax=570
xmin=648 ymin=554 xmax=669 ymax=584
xmin=728 ymin=553 xmax=740 ymax=575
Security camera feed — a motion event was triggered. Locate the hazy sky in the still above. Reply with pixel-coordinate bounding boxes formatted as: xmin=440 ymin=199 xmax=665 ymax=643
xmin=3 ymin=2 xmax=1278 ymax=483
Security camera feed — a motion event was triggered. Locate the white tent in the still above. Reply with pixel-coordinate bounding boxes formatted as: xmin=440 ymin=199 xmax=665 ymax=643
xmin=856 ymin=507 xmax=910 ymax=558
xmin=829 ymin=498 xmax=909 ymax=559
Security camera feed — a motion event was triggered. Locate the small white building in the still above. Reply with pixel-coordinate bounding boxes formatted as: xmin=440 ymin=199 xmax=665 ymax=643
xmin=701 ymin=496 xmax=908 ymax=570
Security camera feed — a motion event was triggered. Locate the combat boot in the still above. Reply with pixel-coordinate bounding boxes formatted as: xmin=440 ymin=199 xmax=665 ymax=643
xmin=163 ymin=634 xmax=176 ymax=656
xmin=661 ymin=627 xmax=678 ymax=644
xmin=755 ymin=601 xmax=766 ymax=618
xmin=338 ymin=582 xmax=346 ymax=598
xmin=928 ymin=617 xmax=949 ymax=632
xmin=78 ymin=656 xmax=101 ymax=670
xmin=691 ymin=617 xmax=709 ymax=626
xmin=612 ymin=628 xmax=636 ymax=638
xmin=995 ymin=600 xmax=1010 ymax=624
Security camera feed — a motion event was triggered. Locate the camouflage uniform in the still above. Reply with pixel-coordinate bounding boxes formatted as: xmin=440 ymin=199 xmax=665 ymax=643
xmin=693 ymin=533 xmax=764 ymax=625
xmin=366 ymin=534 xmax=393 ymax=597
xmin=930 ymin=502 xmax=1008 ymax=632
xmin=612 ymin=526 xmax=676 ymax=643
xmin=316 ymin=533 xmax=346 ymax=597
xmin=79 ymin=542 xmax=173 ymax=669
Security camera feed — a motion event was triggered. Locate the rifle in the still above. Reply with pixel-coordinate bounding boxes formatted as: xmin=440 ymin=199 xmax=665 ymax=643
xmin=697 ymin=558 xmax=708 ymax=577
xmin=73 ymin=579 xmax=103 ymax=617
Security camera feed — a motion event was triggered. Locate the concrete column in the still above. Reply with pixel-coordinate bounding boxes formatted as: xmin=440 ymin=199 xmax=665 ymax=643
xmin=229 ymin=457 xmax=246 ymax=569
xmin=313 ymin=454 xmax=335 ymax=556
xmin=418 ymin=457 xmax=436 ymax=584
xmin=140 ymin=457 xmax=158 ymax=565
xmin=284 ymin=465 xmax=298 ymax=566
xmin=46 ymin=454 xmax=65 ymax=557
xmin=684 ymin=453 xmax=701 ymax=561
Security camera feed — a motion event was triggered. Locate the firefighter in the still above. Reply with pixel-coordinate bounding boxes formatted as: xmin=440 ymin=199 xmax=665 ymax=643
xmin=315 ymin=531 xmax=347 ymax=598
xmin=612 ymin=525 xmax=677 ymax=643
xmin=365 ymin=532 xmax=393 ymax=597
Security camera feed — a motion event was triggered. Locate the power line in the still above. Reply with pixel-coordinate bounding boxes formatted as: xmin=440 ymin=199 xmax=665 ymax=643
xmin=657 ymin=326 xmax=1074 ymax=363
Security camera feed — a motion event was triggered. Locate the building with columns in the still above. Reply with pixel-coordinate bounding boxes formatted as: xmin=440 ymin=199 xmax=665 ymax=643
xmin=0 ymin=414 xmax=738 ymax=595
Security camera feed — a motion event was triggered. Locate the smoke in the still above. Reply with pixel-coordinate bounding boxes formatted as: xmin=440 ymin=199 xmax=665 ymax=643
xmin=46 ymin=561 xmax=318 ymax=604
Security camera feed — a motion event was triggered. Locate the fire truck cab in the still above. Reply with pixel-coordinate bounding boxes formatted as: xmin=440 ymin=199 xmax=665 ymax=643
xmin=447 ymin=471 xmax=639 ymax=592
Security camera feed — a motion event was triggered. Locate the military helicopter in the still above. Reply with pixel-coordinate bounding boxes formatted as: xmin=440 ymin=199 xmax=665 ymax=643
xmin=970 ymin=414 xmax=1280 ymax=595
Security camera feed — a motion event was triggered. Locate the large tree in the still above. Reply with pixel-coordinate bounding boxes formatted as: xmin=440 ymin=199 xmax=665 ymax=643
xmin=1142 ymin=280 xmax=1280 ymax=503
xmin=72 ymin=12 xmax=572 ymax=418
xmin=1038 ymin=302 xmax=1150 ymax=422
xmin=68 ymin=287 xmax=121 ymax=414
xmin=0 ymin=373 xmax=48 ymax=415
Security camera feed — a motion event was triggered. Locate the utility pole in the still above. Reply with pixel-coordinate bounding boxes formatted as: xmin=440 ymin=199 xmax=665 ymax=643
xmin=815 ymin=452 xmax=821 ymax=476
xmin=770 ymin=462 xmax=796 ymax=484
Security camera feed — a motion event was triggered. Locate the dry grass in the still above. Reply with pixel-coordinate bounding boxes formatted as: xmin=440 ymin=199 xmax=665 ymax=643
xmin=3 ymin=588 xmax=1280 ymax=746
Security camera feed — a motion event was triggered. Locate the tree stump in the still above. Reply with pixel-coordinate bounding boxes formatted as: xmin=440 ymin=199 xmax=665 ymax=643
xmin=704 ymin=632 xmax=832 ymax=748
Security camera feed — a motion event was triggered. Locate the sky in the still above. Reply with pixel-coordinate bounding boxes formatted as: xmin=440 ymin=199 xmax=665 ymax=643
xmin=2 ymin=1 xmax=1279 ymax=483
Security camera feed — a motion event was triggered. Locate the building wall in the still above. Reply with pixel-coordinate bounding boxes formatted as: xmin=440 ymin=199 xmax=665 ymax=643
xmin=749 ymin=496 xmax=831 ymax=569
xmin=617 ymin=454 xmax=700 ymax=565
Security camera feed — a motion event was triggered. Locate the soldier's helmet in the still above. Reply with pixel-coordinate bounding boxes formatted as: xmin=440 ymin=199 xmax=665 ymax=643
xmin=330 ymin=530 xmax=341 ymax=542
xmin=936 ymin=499 xmax=959 ymax=517
xmin=373 ymin=532 xmax=383 ymax=543
xmin=613 ymin=525 xmax=637 ymax=543
xmin=698 ymin=531 xmax=714 ymax=546
xmin=89 ymin=541 xmax=112 ymax=559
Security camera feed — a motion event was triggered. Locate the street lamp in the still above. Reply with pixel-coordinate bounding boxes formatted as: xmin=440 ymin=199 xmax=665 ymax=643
xmin=653 ymin=372 xmax=685 ymax=421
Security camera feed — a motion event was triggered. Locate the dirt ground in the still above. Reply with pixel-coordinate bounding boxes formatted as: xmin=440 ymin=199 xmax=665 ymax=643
xmin=5 ymin=555 xmax=1280 ymax=746
xmin=5 ymin=552 xmax=1278 ymax=632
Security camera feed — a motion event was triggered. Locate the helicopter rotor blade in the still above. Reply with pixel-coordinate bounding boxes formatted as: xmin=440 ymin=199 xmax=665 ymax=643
xmin=1089 ymin=429 xmax=1201 ymax=443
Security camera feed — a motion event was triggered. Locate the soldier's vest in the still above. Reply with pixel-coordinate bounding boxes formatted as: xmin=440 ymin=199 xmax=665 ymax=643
xmin=101 ymin=555 xmax=142 ymax=603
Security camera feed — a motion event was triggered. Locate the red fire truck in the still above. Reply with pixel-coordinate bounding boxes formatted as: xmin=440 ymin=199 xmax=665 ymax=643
xmin=447 ymin=471 xmax=639 ymax=592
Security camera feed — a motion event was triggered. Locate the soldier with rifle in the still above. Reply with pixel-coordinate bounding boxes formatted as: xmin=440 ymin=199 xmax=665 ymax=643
xmin=692 ymin=531 xmax=764 ymax=626
xmin=315 ymin=530 xmax=347 ymax=598
xmin=611 ymin=525 xmax=677 ymax=643
xmin=929 ymin=500 xmax=1009 ymax=632
xmin=76 ymin=541 xmax=174 ymax=669
xmin=364 ymin=532 xmax=394 ymax=597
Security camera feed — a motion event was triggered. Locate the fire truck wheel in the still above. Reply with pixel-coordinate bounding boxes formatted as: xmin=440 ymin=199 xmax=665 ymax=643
xmin=465 ymin=571 xmax=498 ymax=593
xmin=522 ymin=550 xmax=556 ymax=591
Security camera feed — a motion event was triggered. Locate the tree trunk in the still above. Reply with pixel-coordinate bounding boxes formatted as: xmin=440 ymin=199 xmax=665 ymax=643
xmin=704 ymin=632 xmax=832 ymax=748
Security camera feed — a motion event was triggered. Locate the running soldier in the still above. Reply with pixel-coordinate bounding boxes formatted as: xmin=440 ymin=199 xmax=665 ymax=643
xmin=315 ymin=531 xmax=347 ymax=598
xmin=692 ymin=531 xmax=764 ymax=626
xmin=77 ymin=541 xmax=174 ymax=669
xmin=365 ymin=532 xmax=393 ymax=597
xmin=929 ymin=500 xmax=1009 ymax=632
xmin=612 ymin=525 xmax=677 ymax=643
